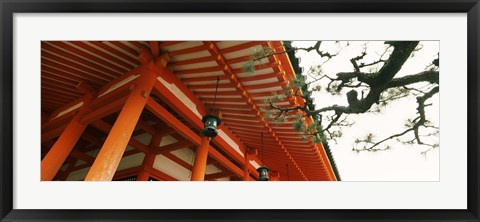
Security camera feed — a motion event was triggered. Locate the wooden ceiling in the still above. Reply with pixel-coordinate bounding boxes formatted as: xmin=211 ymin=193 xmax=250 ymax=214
xmin=41 ymin=41 xmax=337 ymax=181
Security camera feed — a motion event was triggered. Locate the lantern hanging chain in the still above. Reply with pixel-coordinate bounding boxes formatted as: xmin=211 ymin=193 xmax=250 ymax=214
xmin=212 ymin=76 xmax=220 ymax=114
xmin=261 ymin=132 xmax=264 ymax=166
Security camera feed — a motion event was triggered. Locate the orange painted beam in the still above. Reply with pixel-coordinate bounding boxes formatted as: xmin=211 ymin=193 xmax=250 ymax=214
xmin=243 ymin=82 xmax=283 ymax=91
xmin=181 ymin=75 xmax=231 ymax=83
xmin=224 ymin=119 xmax=265 ymax=127
xmin=42 ymin=42 xmax=120 ymax=78
xmin=95 ymin=72 xmax=138 ymax=98
xmin=145 ymin=98 xmax=202 ymax=146
xmin=210 ymin=162 xmax=231 ymax=175
xmin=231 ymin=61 xmax=280 ymax=74
xmin=144 ymin=165 xmax=178 ymax=181
xmin=167 ymin=45 xmax=208 ymax=57
xmin=70 ymin=150 xmax=95 ymax=163
xmin=89 ymin=120 xmax=112 ymax=133
xmin=237 ymin=72 xmax=284 ymax=83
xmin=204 ymin=104 xmax=252 ymax=111
xmin=44 ymin=97 xmax=85 ymax=123
xmin=169 ymin=56 xmax=215 ymax=67
xmin=149 ymin=41 xmax=160 ymax=58
xmin=174 ymin=66 xmax=224 ymax=75
xmin=187 ymin=83 xmax=236 ymax=90
xmin=159 ymin=41 xmax=185 ymax=48
xmin=89 ymin=41 xmax=139 ymax=66
xmin=191 ymin=137 xmax=210 ymax=181
xmin=136 ymin=120 xmax=157 ymax=136
xmin=127 ymin=139 xmax=152 ymax=155
xmin=42 ymin=81 xmax=84 ymax=96
xmin=41 ymin=115 xmax=87 ymax=181
xmin=41 ymin=125 xmax=67 ymax=143
xmin=61 ymin=148 xmax=144 ymax=176
xmin=221 ymin=115 xmax=259 ymax=122
xmin=69 ymin=41 xmax=135 ymax=70
xmin=154 ymin=140 xmax=193 ymax=155
xmin=128 ymin=41 xmax=144 ymax=49
xmin=156 ymin=127 xmax=176 ymax=138
xmin=110 ymin=41 xmax=139 ymax=57
xmin=41 ymin=94 xmax=74 ymax=105
xmin=205 ymin=172 xmax=234 ymax=181
xmin=42 ymin=51 xmax=114 ymax=82
xmin=90 ymin=120 xmax=151 ymax=154
xmin=208 ymin=145 xmax=244 ymax=178
xmin=112 ymin=166 xmax=142 ymax=181
xmin=199 ymin=98 xmax=246 ymax=104
xmin=123 ymin=148 xmax=142 ymax=158
xmin=219 ymin=41 xmax=266 ymax=54
xmin=194 ymin=91 xmax=240 ymax=97
xmin=162 ymin=152 xmax=193 ymax=171
xmin=42 ymin=72 xmax=79 ymax=87
xmin=84 ymin=65 xmax=156 ymax=181
xmin=225 ymin=55 xmax=252 ymax=64
xmin=80 ymin=96 xmax=128 ymax=124
xmin=41 ymin=67 xmax=103 ymax=90
xmin=48 ymin=41 xmax=128 ymax=73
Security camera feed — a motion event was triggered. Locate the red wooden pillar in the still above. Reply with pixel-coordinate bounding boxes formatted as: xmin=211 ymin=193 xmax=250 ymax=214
xmin=84 ymin=66 xmax=157 ymax=181
xmin=41 ymin=113 xmax=87 ymax=181
xmin=137 ymin=134 xmax=162 ymax=181
xmin=137 ymin=154 xmax=156 ymax=181
xmin=41 ymin=81 xmax=95 ymax=181
xmin=243 ymin=151 xmax=250 ymax=181
xmin=190 ymin=137 xmax=210 ymax=181
xmin=243 ymin=148 xmax=257 ymax=181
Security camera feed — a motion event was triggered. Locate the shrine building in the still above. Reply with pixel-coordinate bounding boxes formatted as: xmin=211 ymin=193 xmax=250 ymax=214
xmin=40 ymin=41 xmax=340 ymax=181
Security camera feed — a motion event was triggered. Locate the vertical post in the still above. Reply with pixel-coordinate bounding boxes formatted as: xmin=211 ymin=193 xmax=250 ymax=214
xmin=137 ymin=134 xmax=162 ymax=181
xmin=243 ymin=150 xmax=250 ymax=181
xmin=137 ymin=154 xmax=156 ymax=181
xmin=41 ymin=114 xmax=87 ymax=181
xmin=190 ymin=136 xmax=210 ymax=181
xmin=84 ymin=66 xmax=157 ymax=181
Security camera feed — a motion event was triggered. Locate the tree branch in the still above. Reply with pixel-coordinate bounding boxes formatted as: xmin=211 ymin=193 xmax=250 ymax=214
xmin=387 ymin=71 xmax=439 ymax=88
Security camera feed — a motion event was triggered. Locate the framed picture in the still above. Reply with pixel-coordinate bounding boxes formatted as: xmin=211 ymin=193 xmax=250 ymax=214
xmin=1 ymin=0 xmax=479 ymax=221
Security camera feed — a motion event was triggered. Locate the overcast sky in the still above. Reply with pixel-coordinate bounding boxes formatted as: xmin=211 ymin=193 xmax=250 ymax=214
xmin=292 ymin=41 xmax=440 ymax=181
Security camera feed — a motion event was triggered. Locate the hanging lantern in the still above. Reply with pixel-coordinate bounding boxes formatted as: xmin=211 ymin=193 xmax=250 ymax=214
xmin=257 ymin=166 xmax=270 ymax=181
xmin=201 ymin=76 xmax=222 ymax=138
xmin=202 ymin=114 xmax=221 ymax=137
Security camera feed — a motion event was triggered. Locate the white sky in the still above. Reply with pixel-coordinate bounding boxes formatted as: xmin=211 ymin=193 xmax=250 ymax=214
xmin=292 ymin=41 xmax=440 ymax=181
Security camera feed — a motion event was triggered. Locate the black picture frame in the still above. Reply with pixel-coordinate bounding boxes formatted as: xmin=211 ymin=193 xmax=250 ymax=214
xmin=1 ymin=0 xmax=479 ymax=221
